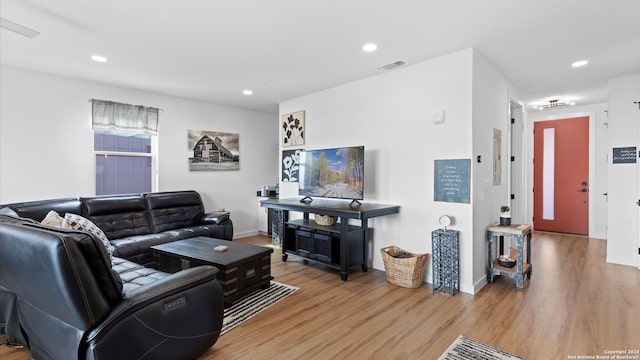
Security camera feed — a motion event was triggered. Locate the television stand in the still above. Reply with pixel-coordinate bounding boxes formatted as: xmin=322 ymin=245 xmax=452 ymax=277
xmin=349 ymin=199 xmax=361 ymax=207
xmin=260 ymin=198 xmax=399 ymax=281
xmin=299 ymin=196 xmax=313 ymax=203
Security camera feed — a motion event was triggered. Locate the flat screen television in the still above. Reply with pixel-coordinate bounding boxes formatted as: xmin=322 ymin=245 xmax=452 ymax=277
xmin=298 ymin=146 xmax=364 ymax=204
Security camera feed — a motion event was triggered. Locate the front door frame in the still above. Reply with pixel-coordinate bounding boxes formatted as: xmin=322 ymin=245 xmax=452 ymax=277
xmin=527 ymin=108 xmax=604 ymax=239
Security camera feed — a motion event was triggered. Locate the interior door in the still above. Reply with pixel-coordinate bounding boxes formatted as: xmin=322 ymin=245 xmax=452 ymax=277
xmin=533 ymin=116 xmax=589 ymax=234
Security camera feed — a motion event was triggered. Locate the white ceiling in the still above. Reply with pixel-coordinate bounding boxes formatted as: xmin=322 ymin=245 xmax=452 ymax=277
xmin=1 ymin=0 xmax=639 ymax=114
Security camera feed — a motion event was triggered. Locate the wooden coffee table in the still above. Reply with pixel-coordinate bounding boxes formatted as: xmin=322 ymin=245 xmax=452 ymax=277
xmin=151 ymin=237 xmax=273 ymax=306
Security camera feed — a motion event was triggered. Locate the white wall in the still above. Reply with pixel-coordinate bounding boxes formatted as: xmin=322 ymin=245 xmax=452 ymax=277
xmin=606 ymin=73 xmax=640 ymax=267
xmin=279 ymin=49 xmax=481 ymax=293
xmin=0 ymin=66 xmax=278 ymax=238
xmin=527 ymin=102 xmax=609 ymax=240
xmin=471 ymin=51 xmax=513 ymax=292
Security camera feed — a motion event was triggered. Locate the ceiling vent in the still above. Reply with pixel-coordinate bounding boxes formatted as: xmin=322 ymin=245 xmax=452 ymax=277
xmin=0 ymin=18 xmax=40 ymax=38
xmin=377 ymin=61 xmax=405 ymax=71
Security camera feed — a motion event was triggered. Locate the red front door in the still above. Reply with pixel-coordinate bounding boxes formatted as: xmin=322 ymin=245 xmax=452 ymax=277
xmin=533 ymin=117 xmax=589 ymax=235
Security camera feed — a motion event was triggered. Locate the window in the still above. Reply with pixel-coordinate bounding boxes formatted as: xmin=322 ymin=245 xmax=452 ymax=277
xmin=94 ymin=131 xmax=156 ymax=195
xmin=91 ymin=99 xmax=159 ymax=196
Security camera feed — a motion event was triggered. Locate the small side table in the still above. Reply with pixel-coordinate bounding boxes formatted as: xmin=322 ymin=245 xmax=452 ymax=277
xmin=431 ymin=229 xmax=460 ymax=296
xmin=486 ymin=223 xmax=532 ymax=291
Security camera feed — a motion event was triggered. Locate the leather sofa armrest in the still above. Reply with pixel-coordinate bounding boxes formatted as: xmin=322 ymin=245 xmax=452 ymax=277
xmin=199 ymin=212 xmax=230 ymax=225
xmin=85 ymin=266 xmax=224 ymax=359
xmin=87 ymin=265 xmax=221 ymax=339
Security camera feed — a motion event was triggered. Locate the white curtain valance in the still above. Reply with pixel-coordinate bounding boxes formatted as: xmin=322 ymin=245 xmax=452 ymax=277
xmin=91 ymin=99 xmax=159 ymax=135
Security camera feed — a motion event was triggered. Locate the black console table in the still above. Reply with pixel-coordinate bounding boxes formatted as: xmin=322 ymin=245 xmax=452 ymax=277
xmin=260 ymin=198 xmax=399 ymax=281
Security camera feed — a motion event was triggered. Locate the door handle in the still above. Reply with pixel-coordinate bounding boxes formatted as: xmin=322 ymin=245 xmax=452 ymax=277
xmin=577 ymin=189 xmax=588 ymax=192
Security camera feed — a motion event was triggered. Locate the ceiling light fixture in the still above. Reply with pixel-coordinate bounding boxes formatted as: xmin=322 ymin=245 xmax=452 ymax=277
xmin=536 ymin=99 xmax=574 ymax=110
xmin=362 ymin=43 xmax=377 ymax=52
xmin=572 ymin=60 xmax=588 ymax=68
xmin=91 ymin=55 xmax=108 ymax=63
xmin=242 ymin=89 xmax=253 ymax=95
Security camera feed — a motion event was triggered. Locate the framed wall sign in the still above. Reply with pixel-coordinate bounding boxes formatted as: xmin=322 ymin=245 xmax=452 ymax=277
xmin=612 ymin=146 xmax=637 ymax=164
xmin=434 ymin=159 xmax=471 ymax=204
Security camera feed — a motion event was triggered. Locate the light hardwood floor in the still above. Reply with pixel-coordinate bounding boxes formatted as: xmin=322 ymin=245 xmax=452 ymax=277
xmin=1 ymin=232 xmax=639 ymax=359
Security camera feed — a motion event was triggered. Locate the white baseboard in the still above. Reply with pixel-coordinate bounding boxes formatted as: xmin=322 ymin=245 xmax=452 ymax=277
xmin=606 ymin=255 xmax=638 ymax=268
xmin=233 ymin=230 xmax=260 ymax=239
xmin=472 ymin=277 xmax=488 ymax=294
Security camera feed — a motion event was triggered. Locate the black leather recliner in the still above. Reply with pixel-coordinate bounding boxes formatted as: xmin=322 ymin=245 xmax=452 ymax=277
xmin=0 ymin=216 xmax=224 ymax=359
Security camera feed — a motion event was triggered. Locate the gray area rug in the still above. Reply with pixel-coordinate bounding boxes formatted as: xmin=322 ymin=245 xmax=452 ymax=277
xmin=439 ymin=335 xmax=526 ymax=360
xmin=221 ymin=281 xmax=299 ymax=335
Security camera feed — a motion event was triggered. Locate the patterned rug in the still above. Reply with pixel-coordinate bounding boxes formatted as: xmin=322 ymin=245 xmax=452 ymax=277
xmin=439 ymin=335 xmax=526 ymax=360
xmin=221 ymin=281 xmax=299 ymax=335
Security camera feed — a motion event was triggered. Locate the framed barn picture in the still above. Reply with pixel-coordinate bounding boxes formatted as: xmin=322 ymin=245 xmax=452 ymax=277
xmin=188 ymin=130 xmax=239 ymax=171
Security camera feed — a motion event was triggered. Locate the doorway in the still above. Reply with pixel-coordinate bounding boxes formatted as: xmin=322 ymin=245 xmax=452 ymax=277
xmin=533 ymin=117 xmax=589 ymax=235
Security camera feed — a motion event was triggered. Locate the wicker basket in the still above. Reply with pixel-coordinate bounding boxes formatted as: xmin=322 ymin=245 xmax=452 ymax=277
xmin=381 ymin=246 xmax=430 ymax=288
xmin=315 ymin=214 xmax=337 ymax=226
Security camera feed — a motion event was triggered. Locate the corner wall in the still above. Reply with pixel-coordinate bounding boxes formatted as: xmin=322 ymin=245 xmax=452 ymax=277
xmin=0 ymin=66 xmax=278 ymax=238
xmin=606 ymin=73 xmax=640 ymax=267
xmin=471 ymin=51 xmax=513 ymax=292
xmin=279 ymin=49 xmax=478 ymax=292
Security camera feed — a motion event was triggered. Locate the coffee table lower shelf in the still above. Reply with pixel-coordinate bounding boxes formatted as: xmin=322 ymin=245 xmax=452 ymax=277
xmin=151 ymin=237 xmax=273 ymax=307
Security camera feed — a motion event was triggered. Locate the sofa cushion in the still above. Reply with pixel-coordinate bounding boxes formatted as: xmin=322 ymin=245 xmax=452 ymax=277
xmin=111 ymin=257 xmax=169 ymax=298
xmin=145 ymin=191 xmax=205 ymax=233
xmin=41 ymin=210 xmax=64 ymax=228
xmin=81 ymin=195 xmax=152 ymax=239
xmin=0 ymin=207 xmax=19 ymax=217
xmin=62 ymin=213 xmax=114 ymax=260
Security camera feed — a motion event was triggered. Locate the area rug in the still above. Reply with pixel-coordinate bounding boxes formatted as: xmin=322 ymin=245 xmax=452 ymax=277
xmin=221 ymin=281 xmax=298 ymax=335
xmin=438 ymin=335 xmax=526 ymax=360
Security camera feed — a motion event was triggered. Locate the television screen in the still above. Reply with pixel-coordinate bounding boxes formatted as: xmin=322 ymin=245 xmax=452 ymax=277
xmin=298 ymin=146 xmax=364 ymax=200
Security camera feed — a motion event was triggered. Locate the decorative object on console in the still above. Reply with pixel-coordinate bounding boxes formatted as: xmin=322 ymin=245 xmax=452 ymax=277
xmin=282 ymin=148 xmax=302 ymax=182
xmin=500 ymin=205 xmax=511 ymax=226
xmin=188 ymin=129 xmax=240 ymax=171
xmin=438 ymin=214 xmax=452 ymax=231
xmin=281 ymin=110 xmax=305 ymax=146
xmin=314 ymin=214 xmax=337 ymax=226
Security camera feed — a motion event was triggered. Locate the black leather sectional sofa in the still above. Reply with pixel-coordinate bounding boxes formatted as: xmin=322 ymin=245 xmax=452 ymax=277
xmin=3 ymin=190 xmax=233 ymax=266
xmin=0 ymin=190 xmax=234 ymax=359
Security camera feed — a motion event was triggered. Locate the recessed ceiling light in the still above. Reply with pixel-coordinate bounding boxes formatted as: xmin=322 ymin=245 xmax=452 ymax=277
xmin=242 ymin=89 xmax=253 ymax=95
xmin=362 ymin=43 xmax=377 ymax=52
xmin=572 ymin=60 xmax=588 ymax=68
xmin=91 ymin=55 xmax=108 ymax=63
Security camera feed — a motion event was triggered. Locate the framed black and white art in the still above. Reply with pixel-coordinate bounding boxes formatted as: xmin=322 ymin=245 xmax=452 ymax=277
xmin=281 ymin=110 xmax=305 ymax=147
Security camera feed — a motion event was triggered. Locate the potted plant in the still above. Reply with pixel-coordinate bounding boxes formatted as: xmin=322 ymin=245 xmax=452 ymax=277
xmin=500 ymin=205 xmax=511 ymax=226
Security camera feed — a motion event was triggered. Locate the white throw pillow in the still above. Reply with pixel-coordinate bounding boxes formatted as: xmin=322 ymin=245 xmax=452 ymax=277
xmin=62 ymin=213 xmax=113 ymax=260
xmin=41 ymin=210 xmax=64 ymax=228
